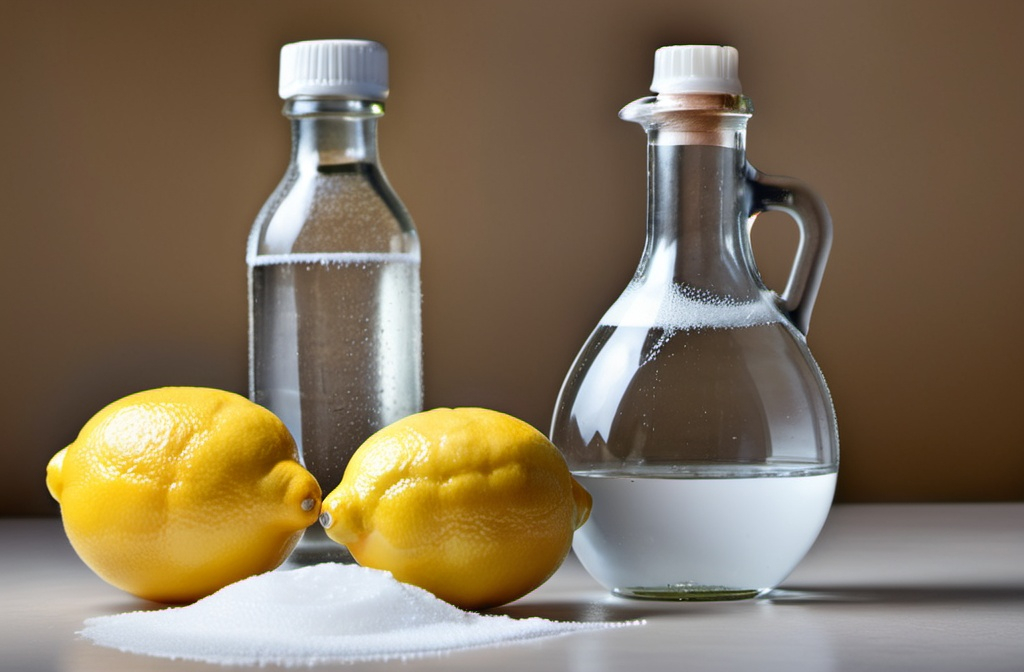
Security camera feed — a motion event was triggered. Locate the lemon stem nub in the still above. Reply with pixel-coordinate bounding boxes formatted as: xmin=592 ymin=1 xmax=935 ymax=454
xmin=301 ymin=498 xmax=316 ymax=512
xmin=319 ymin=512 xmax=333 ymax=529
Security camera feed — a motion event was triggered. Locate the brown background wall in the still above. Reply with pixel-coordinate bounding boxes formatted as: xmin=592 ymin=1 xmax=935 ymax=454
xmin=2 ymin=0 xmax=1021 ymax=515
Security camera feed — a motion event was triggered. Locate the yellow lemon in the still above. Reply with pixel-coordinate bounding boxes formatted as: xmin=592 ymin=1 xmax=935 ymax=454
xmin=46 ymin=387 xmax=321 ymax=603
xmin=319 ymin=407 xmax=591 ymax=610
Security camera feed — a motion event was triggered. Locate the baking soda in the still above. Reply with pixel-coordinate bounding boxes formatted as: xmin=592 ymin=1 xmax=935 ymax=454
xmin=80 ymin=564 xmax=632 ymax=666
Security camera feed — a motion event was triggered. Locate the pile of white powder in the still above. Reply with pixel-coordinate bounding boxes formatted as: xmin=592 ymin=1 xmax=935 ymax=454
xmin=81 ymin=564 xmax=633 ymax=666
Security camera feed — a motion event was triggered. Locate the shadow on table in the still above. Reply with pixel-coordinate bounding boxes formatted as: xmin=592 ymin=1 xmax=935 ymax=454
xmin=764 ymin=585 xmax=1024 ymax=607
xmin=87 ymin=596 xmax=173 ymax=617
xmin=491 ymin=594 xmax=765 ymax=622
xmin=490 ymin=585 xmax=1024 ymax=622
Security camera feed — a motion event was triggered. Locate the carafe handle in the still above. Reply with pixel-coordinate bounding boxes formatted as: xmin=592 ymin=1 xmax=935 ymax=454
xmin=747 ymin=166 xmax=833 ymax=335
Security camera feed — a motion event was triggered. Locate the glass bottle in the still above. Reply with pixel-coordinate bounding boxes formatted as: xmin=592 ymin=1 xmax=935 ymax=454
xmin=247 ymin=40 xmax=422 ymax=564
xmin=551 ymin=45 xmax=838 ymax=600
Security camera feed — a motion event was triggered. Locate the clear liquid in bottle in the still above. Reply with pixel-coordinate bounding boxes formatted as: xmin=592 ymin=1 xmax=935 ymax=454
xmin=248 ymin=42 xmax=422 ymax=563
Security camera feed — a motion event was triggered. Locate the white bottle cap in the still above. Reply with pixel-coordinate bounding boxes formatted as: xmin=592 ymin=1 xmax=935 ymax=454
xmin=278 ymin=39 xmax=389 ymax=101
xmin=650 ymin=45 xmax=742 ymax=95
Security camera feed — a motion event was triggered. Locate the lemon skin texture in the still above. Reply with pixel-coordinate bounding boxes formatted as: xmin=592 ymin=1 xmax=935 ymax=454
xmin=46 ymin=387 xmax=321 ymax=603
xmin=320 ymin=407 xmax=591 ymax=610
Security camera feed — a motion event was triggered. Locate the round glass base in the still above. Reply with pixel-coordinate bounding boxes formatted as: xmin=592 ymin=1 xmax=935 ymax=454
xmin=613 ymin=585 xmax=762 ymax=601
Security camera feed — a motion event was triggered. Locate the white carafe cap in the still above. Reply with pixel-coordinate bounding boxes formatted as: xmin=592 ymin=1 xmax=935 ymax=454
xmin=278 ymin=39 xmax=389 ymax=101
xmin=650 ymin=45 xmax=742 ymax=95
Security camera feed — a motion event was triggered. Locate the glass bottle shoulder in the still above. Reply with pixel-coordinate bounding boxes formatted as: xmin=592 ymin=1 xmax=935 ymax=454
xmin=248 ymin=161 xmax=418 ymax=260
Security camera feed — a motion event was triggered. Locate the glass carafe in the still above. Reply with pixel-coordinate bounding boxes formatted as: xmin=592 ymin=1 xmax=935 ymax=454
xmin=550 ymin=45 xmax=838 ymax=600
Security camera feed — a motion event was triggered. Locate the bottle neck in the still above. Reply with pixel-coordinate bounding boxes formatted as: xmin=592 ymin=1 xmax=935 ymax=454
xmin=284 ymin=98 xmax=384 ymax=170
xmin=624 ymin=94 xmax=761 ymax=300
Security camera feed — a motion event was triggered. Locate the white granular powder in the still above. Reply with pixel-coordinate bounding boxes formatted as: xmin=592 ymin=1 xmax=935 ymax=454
xmin=80 ymin=564 xmax=634 ymax=666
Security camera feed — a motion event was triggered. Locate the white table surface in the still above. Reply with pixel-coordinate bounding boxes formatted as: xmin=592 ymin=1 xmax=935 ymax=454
xmin=3 ymin=504 xmax=1023 ymax=672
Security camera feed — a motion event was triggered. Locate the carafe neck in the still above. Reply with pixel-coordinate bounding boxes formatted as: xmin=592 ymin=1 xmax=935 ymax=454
xmin=623 ymin=94 xmax=761 ymax=301
xmin=284 ymin=98 xmax=383 ymax=171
